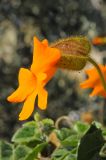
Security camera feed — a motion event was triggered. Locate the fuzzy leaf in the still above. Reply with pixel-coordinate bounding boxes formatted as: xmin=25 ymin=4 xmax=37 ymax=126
xmin=51 ymin=148 xmax=69 ymax=160
xmin=56 ymin=128 xmax=74 ymax=141
xmin=25 ymin=142 xmax=47 ymax=160
xmin=12 ymin=125 xmax=43 ymax=143
xmin=0 ymin=141 xmax=13 ymax=160
xmin=14 ymin=145 xmax=31 ymax=160
xmin=99 ymin=143 xmax=106 ymax=158
xmin=73 ymin=121 xmax=89 ymax=134
xmin=61 ymin=135 xmax=79 ymax=147
xmin=42 ymin=118 xmax=54 ymax=134
xmin=23 ymin=121 xmax=36 ymax=127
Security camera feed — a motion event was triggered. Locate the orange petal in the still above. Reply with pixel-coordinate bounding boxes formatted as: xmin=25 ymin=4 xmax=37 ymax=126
xmin=31 ymin=36 xmax=61 ymax=75
xmin=42 ymin=39 xmax=48 ymax=46
xmin=38 ymin=88 xmax=48 ymax=110
xmin=85 ymin=65 xmax=105 ymax=78
xmin=19 ymin=72 xmax=48 ymax=120
xmin=44 ymin=67 xmax=57 ymax=84
xmin=31 ymin=37 xmax=47 ymax=74
xmin=90 ymin=86 xmax=103 ymax=97
xmin=85 ymin=68 xmax=96 ymax=77
xmin=7 ymin=87 xmax=28 ymax=102
xmin=19 ymin=90 xmax=38 ymax=121
xmin=101 ymin=91 xmax=106 ymax=97
xmin=92 ymin=37 xmax=103 ymax=45
xmin=80 ymin=64 xmax=106 ymax=98
xmin=37 ymin=73 xmax=47 ymax=83
xmin=45 ymin=47 xmax=61 ymax=66
xmin=7 ymin=68 xmax=36 ymax=102
xmin=80 ymin=80 xmax=94 ymax=89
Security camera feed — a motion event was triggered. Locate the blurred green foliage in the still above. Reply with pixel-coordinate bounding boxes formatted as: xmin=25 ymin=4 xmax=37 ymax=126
xmin=1 ymin=113 xmax=106 ymax=160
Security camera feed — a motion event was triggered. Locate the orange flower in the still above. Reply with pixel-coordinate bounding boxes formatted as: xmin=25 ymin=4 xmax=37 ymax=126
xmin=80 ymin=65 xmax=106 ymax=97
xmin=92 ymin=37 xmax=106 ymax=45
xmin=7 ymin=37 xmax=61 ymax=120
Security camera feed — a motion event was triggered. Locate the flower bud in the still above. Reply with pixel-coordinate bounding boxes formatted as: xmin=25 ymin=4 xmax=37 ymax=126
xmin=51 ymin=36 xmax=91 ymax=70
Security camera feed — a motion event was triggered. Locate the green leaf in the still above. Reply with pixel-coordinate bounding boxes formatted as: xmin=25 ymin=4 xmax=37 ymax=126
xmin=42 ymin=118 xmax=54 ymax=126
xmin=51 ymin=148 xmax=69 ymax=160
xmin=61 ymin=135 xmax=79 ymax=148
xmin=77 ymin=124 xmax=105 ymax=160
xmin=73 ymin=121 xmax=89 ymax=134
xmin=70 ymin=148 xmax=77 ymax=154
xmin=14 ymin=145 xmax=31 ymax=160
xmin=12 ymin=125 xmax=43 ymax=143
xmin=63 ymin=154 xmax=77 ymax=160
xmin=56 ymin=128 xmax=75 ymax=141
xmin=24 ymin=142 xmax=47 ymax=160
xmin=92 ymin=121 xmax=102 ymax=129
xmin=0 ymin=141 xmax=13 ymax=160
xmin=23 ymin=121 xmax=36 ymax=127
xmin=52 ymin=148 xmax=76 ymax=160
xmin=102 ymin=127 xmax=106 ymax=138
xmin=42 ymin=118 xmax=54 ymax=134
xmin=99 ymin=143 xmax=106 ymax=158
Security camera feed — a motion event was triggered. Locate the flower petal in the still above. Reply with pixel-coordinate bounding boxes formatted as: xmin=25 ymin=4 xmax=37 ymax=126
xmin=31 ymin=36 xmax=61 ymax=75
xmin=19 ymin=90 xmax=37 ymax=121
xmin=19 ymin=72 xmax=48 ymax=120
xmin=44 ymin=67 xmax=57 ymax=84
xmin=38 ymin=88 xmax=48 ymax=110
xmin=80 ymin=64 xmax=106 ymax=98
xmin=7 ymin=68 xmax=36 ymax=102
xmin=80 ymin=80 xmax=95 ymax=89
xmin=101 ymin=91 xmax=106 ymax=97
xmin=42 ymin=39 xmax=48 ymax=46
xmin=90 ymin=86 xmax=103 ymax=97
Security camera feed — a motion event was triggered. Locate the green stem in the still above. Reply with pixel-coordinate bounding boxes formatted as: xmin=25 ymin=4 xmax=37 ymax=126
xmin=88 ymin=57 xmax=106 ymax=91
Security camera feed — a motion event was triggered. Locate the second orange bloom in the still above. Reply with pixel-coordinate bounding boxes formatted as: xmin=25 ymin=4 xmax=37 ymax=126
xmin=80 ymin=65 xmax=106 ymax=97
